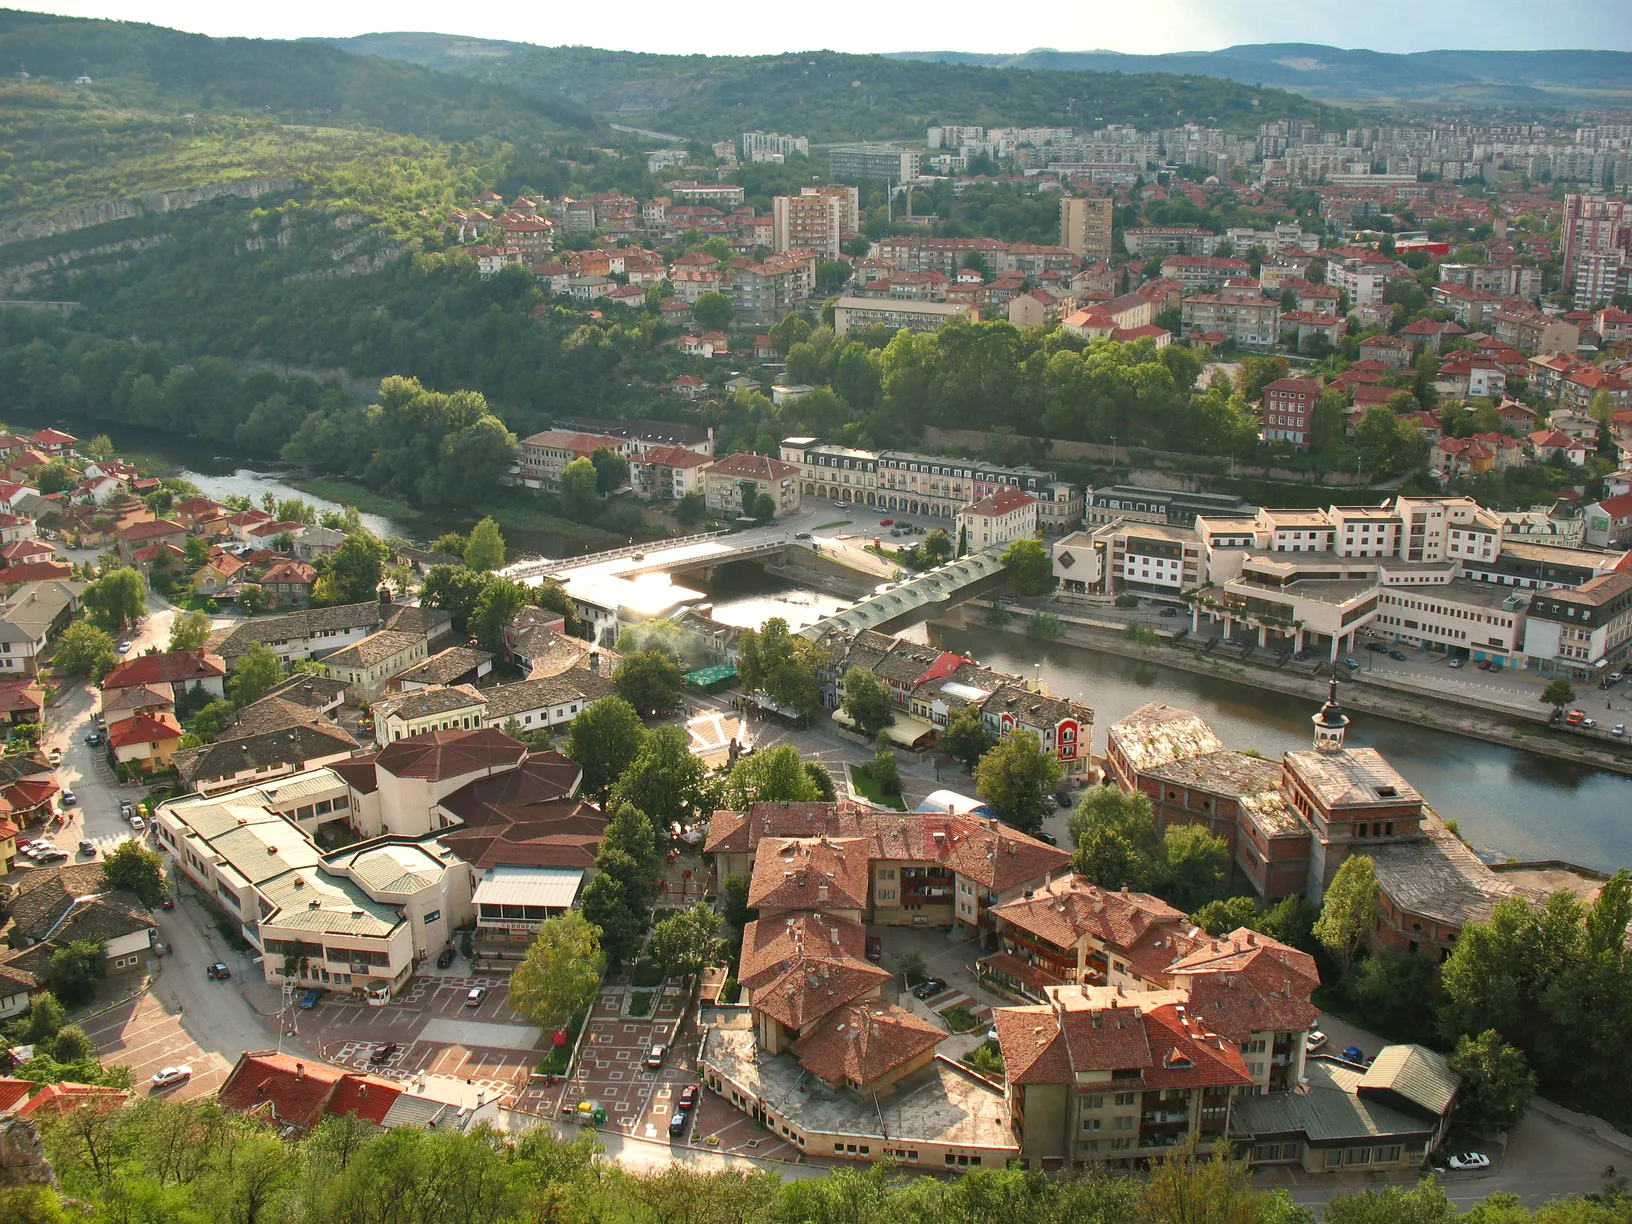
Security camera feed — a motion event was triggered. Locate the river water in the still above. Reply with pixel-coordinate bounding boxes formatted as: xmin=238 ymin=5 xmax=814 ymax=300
xmin=707 ymin=575 xmax=1632 ymax=875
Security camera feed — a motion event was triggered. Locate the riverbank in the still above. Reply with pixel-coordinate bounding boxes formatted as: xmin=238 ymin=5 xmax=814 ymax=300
xmin=942 ymin=601 xmax=1632 ymax=781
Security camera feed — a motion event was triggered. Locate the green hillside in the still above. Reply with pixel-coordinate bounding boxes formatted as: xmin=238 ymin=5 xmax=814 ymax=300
xmin=0 ymin=9 xmax=597 ymax=220
xmin=324 ymin=37 xmax=1350 ymax=140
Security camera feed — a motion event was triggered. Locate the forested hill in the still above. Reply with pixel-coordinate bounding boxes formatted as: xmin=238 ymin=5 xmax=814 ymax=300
xmin=888 ymin=44 xmax=1632 ymax=108
xmin=321 ymin=37 xmax=1348 ymax=140
xmin=0 ymin=10 xmax=597 ymax=141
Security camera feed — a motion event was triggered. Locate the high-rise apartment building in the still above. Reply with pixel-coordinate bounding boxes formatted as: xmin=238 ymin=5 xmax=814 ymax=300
xmin=1059 ymin=194 xmax=1114 ymax=263
xmin=772 ymin=192 xmax=845 ymax=258
xmin=741 ymin=131 xmax=810 ymax=161
xmin=1561 ymin=192 xmax=1631 ymax=306
xmin=828 ymin=146 xmax=920 ymax=184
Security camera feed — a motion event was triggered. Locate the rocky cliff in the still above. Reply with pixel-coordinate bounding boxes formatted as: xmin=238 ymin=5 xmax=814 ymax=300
xmin=0 ymin=178 xmax=302 ymax=246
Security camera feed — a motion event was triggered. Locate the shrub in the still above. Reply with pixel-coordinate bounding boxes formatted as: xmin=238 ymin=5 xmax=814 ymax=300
xmin=941 ymin=1005 xmax=979 ymax=1033
xmin=1114 ymin=593 xmax=1139 ymax=609
xmin=628 ymin=991 xmax=654 ymax=1017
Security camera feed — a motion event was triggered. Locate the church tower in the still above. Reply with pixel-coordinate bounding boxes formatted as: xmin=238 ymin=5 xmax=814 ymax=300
xmin=1312 ymin=676 xmax=1350 ymax=753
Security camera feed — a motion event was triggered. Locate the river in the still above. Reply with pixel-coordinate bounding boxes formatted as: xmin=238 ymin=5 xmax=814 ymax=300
xmin=918 ymin=624 xmax=1632 ymax=876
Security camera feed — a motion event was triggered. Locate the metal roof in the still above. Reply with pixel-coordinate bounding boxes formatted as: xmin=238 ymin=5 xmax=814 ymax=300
xmin=471 ymin=865 xmax=584 ymax=909
xmin=1360 ymin=1044 xmax=1459 ymax=1117
xmin=1230 ymin=1058 xmax=1436 ymax=1145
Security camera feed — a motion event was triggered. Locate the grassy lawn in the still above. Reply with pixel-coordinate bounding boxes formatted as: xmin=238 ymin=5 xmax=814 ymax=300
xmin=814 ymin=519 xmax=853 ymax=531
xmin=628 ymin=991 xmax=654 ymax=1018
xmin=849 ymin=763 xmax=907 ymax=810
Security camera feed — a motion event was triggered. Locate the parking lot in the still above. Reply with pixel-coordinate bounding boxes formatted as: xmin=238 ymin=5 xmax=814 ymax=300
xmin=79 ymin=991 xmax=229 ymax=1102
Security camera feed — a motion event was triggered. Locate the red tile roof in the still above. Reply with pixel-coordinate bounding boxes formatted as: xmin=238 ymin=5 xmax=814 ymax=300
xmin=792 ymin=1000 xmax=943 ymax=1087
xmin=118 ymin=519 xmax=185 ymax=543
xmin=375 ymin=727 xmax=526 ymax=782
xmin=962 ymin=488 xmax=1037 ymax=517
xmin=102 ymin=651 xmax=226 ymax=691
xmin=107 ymin=711 xmax=183 ymax=749
xmin=218 ymin=1052 xmax=345 ymax=1129
xmin=0 ymin=560 xmax=72 ymax=585
xmin=15 ymin=1082 xmax=128 ymax=1118
xmin=706 ymin=451 xmax=799 ymax=482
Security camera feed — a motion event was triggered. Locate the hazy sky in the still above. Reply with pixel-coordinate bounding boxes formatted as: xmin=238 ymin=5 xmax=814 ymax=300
xmin=16 ymin=0 xmax=1630 ymax=55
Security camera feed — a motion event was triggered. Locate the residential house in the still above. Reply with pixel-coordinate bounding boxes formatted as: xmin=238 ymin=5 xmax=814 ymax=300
xmin=1528 ymin=429 xmax=1591 ymax=467
xmin=194 ymin=552 xmax=246 ymax=595
xmin=1181 ymin=295 xmax=1279 ymax=349
xmin=1261 ymin=377 xmax=1324 ymax=451
xmin=373 ymin=685 xmax=489 ymax=746
xmin=116 ymin=519 xmax=186 ymax=562
xmin=0 ymin=863 xmax=156 ymax=983
xmin=1357 ymin=336 xmax=1413 ymax=370
xmin=210 ymin=601 xmax=385 ymax=670
xmin=391 ymin=646 xmax=494 ymax=693
xmin=1583 ymin=493 xmax=1632 ymax=549
xmin=28 ymin=429 xmax=76 ymax=458
xmin=293 ymin=526 xmax=346 ymax=562
xmin=172 ymin=699 xmax=356 ymax=795
xmin=108 ymin=711 xmax=184 ymax=774
xmin=321 ymin=631 xmax=430 ymax=701
xmin=0 ymin=679 xmax=45 ymax=728
xmin=702 ymin=452 xmax=802 ymax=518
xmin=956 ymin=489 xmax=1039 ymax=552
xmin=517 ymin=430 xmax=626 ymax=491
xmin=481 ymin=669 xmax=615 ymax=736
xmin=0 ymin=580 xmax=85 ymax=677
xmin=261 ymin=561 xmax=317 ymax=608
xmin=101 ymin=651 xmax=227 ymax=701
xmin=630 ymin=446 xmax=711 ymax=502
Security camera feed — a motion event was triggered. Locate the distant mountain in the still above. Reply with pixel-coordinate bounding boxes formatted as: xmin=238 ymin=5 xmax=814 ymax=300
xmin=319 ymin=36 xmax=1347 ymax=141
xmin=885 ymin=45 xmax=1632 ymax=108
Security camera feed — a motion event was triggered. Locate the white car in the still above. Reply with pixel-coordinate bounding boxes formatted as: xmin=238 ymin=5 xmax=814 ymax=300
xmin=465 ymin=986 xmax=486 ymax=1007
xmin=150 ymin=1065 xmax=192 ymax=1090
xmin=1447 ymin=1152 xmax=1490 ymax=1171
xmin=116 ymin=640 xmax=133 ymax=654
xmin=128 ymin=814 xmax=146 ymax=832
xmin=48 ymin=749 xmax=62 ymax=765
xmin=1305 ymin=1029 xmax=1328 ymax=1053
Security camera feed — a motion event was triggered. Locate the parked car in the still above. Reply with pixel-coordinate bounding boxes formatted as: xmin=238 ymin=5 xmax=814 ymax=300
xmin=1306 ymin=1029 xmax=1328 ymax=1052
xmin=1446 ymin=659 xmax=1463 ymax=669
xmin=912 ymin=978 xmax=947 ymax=1000
xmin=47 ymin=749 xmax=61 ymax=765
xmin=465 ymin=986 xmax=487 ymax=1007
xmin=878 ymin=518 xmax=893 ymax=526
xmin=668 ymin=1108 xmax=691 ymax=1138
xmin=119 ymin=799 xmax=133 ymax=814
xmin=160 ymin=897 xmax=175 ymax=910
xmin=1037 ymin=830 xmax=1058 ymax=846
xmin=1158 ymin=606 xmax=1178 ymax=617
xmin=1477 ymin=659 xmax=1493 ymax=670
xmin=206 ymin=962 xmax=231 ymax=980
xmin=436 ymin=946 xmax=456 ymax=968
xmin=645 ymin=1045 xmax=665 ymax=1069
xmin=1388 ymin=650 xmax=1407 ymax=661
xmin=1340 ymin=1045 xmax=1366 ymax=1064
xmin=1581 ymin=717 xmax=1597 ymax=729
xmin=128 ymin=815 xmax=146 ymax=832
xmin=866 ymin=936 xmax=882 ymax=961
xmin=1367 ymin=643 xmax=1389 ymax=653
xmin=369 ymin=1042 xmax=400 ymax=1064
xmin=116 ymin=640 xmax=132 ymax=654
xmin=1613 ymin=724 xmax=1626 ymax=737
xmin=1340 ymin=657 xmax=1360 ymax=670
xmin=678 ymin=1084 xmax=699 ymax=1111
xmin=297 ymin=988 xmax=324 ymax=1009
xmin=78 ymin=841 xmax=95 ymax=856
xmin=60 ymin=790 xmax=76 ymax=807
xmin=832 ymin=501 xmax=848 ymax=509
xmin=1447 ymin=1152 xmax=1490 ymax=1171
xmin=84 ymin=732 xmax=103 ymax=746
xmin=1566 ymin=709 xmax=1586 ymax=726
xmin=36 ymin=849 xmax=67 ymax=863
xmin=150 ymin=1065 xmax=192 ymax=1090
xmin=1609 ymin=672 xmax=1624 ymax=684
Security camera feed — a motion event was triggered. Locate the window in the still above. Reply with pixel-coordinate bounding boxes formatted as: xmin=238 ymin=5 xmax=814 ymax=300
xmin=1114 ymin=1092 xmax=1136 ymax=1106
xmin=1081 ymin=1118 xmax=1102 ymax=1132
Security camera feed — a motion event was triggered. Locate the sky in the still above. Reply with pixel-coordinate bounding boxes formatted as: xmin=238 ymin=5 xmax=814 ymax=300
xmin=14 ymin=0 xmax=1631 ymax=55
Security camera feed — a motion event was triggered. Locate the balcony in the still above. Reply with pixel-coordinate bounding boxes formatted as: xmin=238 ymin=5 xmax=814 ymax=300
xmin=1141 ymin=1111 xmax=1191 ymax=1126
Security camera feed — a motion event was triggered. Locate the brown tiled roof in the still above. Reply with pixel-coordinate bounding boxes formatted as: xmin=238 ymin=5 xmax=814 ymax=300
xmin=703 ymin=800 xmax=875 ymax=856
xmin=1057 ymin=988 xmax=1158 ymax=1073
xmin=943 ymin=817 xmax=1071 ymax=893
xmin=739 ymin=913 xmax=868 ymax=990
xmin=435 ymin=752 xmax=597 ymax=870
xmin=750 ymin=956 xmax=891 ymax=1030
xmin=101 ymin=650 xmax=226 ymax=691
xmin=747 ymin=837 xmax=872 ymax=912
xmin=1163 ymin=930 xmax=1320 ymax=1043
xmin=218 ymin=1052 xmax=345 ymax=1129
xmin=374 ymin=728 xmax=525 ymax=781
xmin=792 ymin=1001 xmax=943 ymax=1087
xmin=173 ymin=723 xmax=358 ymax=788
xmin=993 ymin=874 xmax=1187 ymax=953
xmin=993 ymin=1005 xmax=1070 ymax=1085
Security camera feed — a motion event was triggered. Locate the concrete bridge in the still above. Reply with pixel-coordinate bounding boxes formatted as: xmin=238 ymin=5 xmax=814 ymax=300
xmin=500 ymin=529 xmax=793 ymax=586
xmin=800 ymin=550 xmax=1012 ymax=640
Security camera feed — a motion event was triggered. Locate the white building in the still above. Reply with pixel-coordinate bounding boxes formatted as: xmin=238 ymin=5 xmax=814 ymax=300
xmin=957 ymin=489 xmax=1039 ymax=553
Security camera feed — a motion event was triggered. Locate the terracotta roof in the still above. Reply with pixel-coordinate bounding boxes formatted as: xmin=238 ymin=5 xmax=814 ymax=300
xmin=262 ymin=562 xmax=317 ymax=586
xmin=218 ymin=1052 xmax=346 ymax=1129
xmin=739 ymin=912 xmax=869 ymax=990
xmin=993 ymin=874 xmax=1187 ymax=953
xmin=750 ymin=955 xmax=891 ymax=1030
xmin=102 ymin=651 xmax=226 ymax=691
xmin=107 ymin=711 xmax=183 ymax=749
xmin=747 ymin=837 xmax=872 ymax=911
xmin=961 ymin=488 xmax=1036 ymax=517
xmin=434 ymin=751 xmax=599 ymax=870
xmin=325 ymin=1072 xmax=403 ymax=1125
xmin=375 ymin=727 xmax=526 ymax=782
xmin=15 ymin=1082 xmax=128 ymax=1118
xmin=0 ymin=1078 xmax=33 ymax=1113
xmin=118 ymin=518 xmax=185 ymax=542
xmin=703 ymin=800 xmax=877 ymax=856
xmin=993 ymin=1004 xmax=1071 ymax=1085
xmin=792 ymin=1000 xmax=944 ymax=1087
xmin=706 ymin=451 xmax=799 ymax=482
xmin=1161 ymin=928 xmax=1321 ymax=1042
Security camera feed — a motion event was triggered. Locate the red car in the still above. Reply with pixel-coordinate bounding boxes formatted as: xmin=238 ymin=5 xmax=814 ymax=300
xmin=878 ymin=518 xmax=893 ymax=526
xmin=677 ymin=1084 xmax=699 ymax=1111
xmin=160 ymin=897 xmax=175 ymax=910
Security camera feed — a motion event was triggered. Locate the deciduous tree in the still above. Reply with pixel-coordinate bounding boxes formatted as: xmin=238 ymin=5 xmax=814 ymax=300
xmin=612 ymin=728 xmax=709 ymax=829
xmin=101 ymin=841 xmax=167 ymax=908
xmin=463 ymin=516 xmax=506 ymax=571
xmin=1001 ymin=537 xmax=1052 ymax=594
xmin=227 ymin=641 xmax=283 ymax=706
xmin=975 ymin=728 xmax=1063 ymax=835
xmin=53 ymin=622 xmax=117 ymax=681
xmin=1313 ymin=854 xmax=1379 ymax=971
xmin=648 ymin=903 xmax=722 ymax=982
xmin=83 ymin=567 xmax=146 ymax=632
xmin=723 ymin=745 xmax=819 ymax=807
xmin=508 ymin=911 xmax=604 ymax=1033
xmin=565 ymin=696 xmax=647 ymax=796
xmin=1449 ymin=1030 xmax=1535 ymax=1132
xmin=1069 ymin=785 xmax=1161 ymax=888
xmin=614 ymin=650 xmax=683 ymax=716
xmin=840 ymin=666 xmax=894 ymax=737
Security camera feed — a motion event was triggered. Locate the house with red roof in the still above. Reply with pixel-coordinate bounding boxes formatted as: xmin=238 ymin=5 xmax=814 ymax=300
xmin=0 ymin=559 xmax=72 ymax=588
xmin=223 ymin=508 xmax=274 ymax=541
xmin=1528 ymin=429 xmax=1591 ymax=467
xmin=701 ymin=451 xmax=801 ymax=518
xmin=71 ymin=474 xmax=125 ymax=506
xmin=28 ymin=429 xmax=76 ymax=458
xmin=194 ymin=551 xmax=246 ymax=595
xmin=116 ymin=518 xmax=185 ymax=561
xmin=173 ymin=496 xmax=224 ymax=529
xmin=630 ymin=445 xmax=711 ymax=502
xmin=1559 ymin=364 xmax=1632 ymax=412
xmin=15 ymin=1082 xmax=129 ymax=1119
xmin=1399 ymin=316 xmax=1466 ymax=353
xmin=1350 ymin=383 xmax=1400 ymax=411
xmin=130 ymin=541 xmax=186 ymax=581
xmin=670 ymin=374 xmax=705 ymax=400
xmin=1358 ymin=334 xmax=1413 ymax=370
xmin=101 ymin=650 xmax=227 ymax=700
xmin=218 ymin=1050 xmax=479 ymax=1132
xmin=108 ymin=711 xmax=184 ymax=773
xmin=0 ymin=482 xmax=36 ymax=515
xmin=1 ymin=451 xmax=50 ymax=485
xmin=261 ymin=561 xmax=317 ymax=608
xmin=957 ymin=488 xmax=1039 ymax=551
xmin=1583 ymin=493 xmax=1632 ymax=549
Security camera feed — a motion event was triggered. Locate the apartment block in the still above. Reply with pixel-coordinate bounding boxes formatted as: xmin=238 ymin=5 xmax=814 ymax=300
xmin=828 ymin=146 xmax=921 ymax=183
xmin=1181 ymin=295 xmax=1280 ymax=348
xmin=831 ymin=297 xmax=979 ymax=335
xmin=773 ymin=192 xmax=844 ymax=259
xmin=1059 ymin=195 xmax=1115 ymax=263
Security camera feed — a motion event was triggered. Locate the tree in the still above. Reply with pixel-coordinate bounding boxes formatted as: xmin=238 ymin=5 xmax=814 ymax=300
xmin=86 ymin=434 xmax=115 ymax=462
xmin=420 ymin=564 xmax=491 ymax=632
xmin=1142 ymin=1137 xmax=1269 ymax=1224
xmin=1160 ymin=824 xmax=1231 ymax=911
xmin=975 ymin=728 xmax=1063 ymax=835
xmin=463 ymin=517 xmax=505 ymax=571
xmin=561 ymin=456 xmax=599 ymax=519
xmin=676 ymin=491 xmax=705 ymax=526
xmin=804 ymin=761 xmax=836 ymax=801
xmin=1322 ymin=1180 xmax=1453 ymax=1224
xmin=940 ymin=704 xmax=997 ymax=772
xmin=101 ymin=841 xmax=167 ymax=908
xmin=921 ymin=528 xmax=953 ymax=564
xmin=723 ymin=745 xmax=820 ymax=807
xmin=1542 ymin=679 xmax=1576 ymax=714
xmin=236 ymin=583 xmax=270 ymax=614
xmin=1069 ymin=786 xmax=1162 ymax=889
xmin=228 ymin=641 xmax=284 ymax=706
xmin=648 ymin=903 xmax=723 ymax=982
xmin=899 ymin=952 xmax=928 ymax=987
xmin=1343 ymin=948 xmax=1442 ymax=1042
xmin=721 ymin=873 xmax=754 ymax=929
xmin=45 ymin=938 xmax=107 ymax=1006
xmin=469 ymin=578 xmax=527 ymax=655
xmin=1193 ymin=896 xmax=1262 ymax=937
xmin=841 ymin=666 xmax=895 ymax=737
xmin=83 ymin=568 xmax=146 ymax=632
xmin=49 ymin=1023 xmax=94 ymax=1064
xmin=869 ymin=737 xmax=901 ymax=796
xmin=565 ymin=696 xmax=647 ymax=795
xmin=1313 ymin=854 xmax=1379 ymax=971
xmin=52 ymin=622 xmax=116 ymax=680
xmin=508 ymin=911 xmax=604 ymax=1033
xmin=579 ymin=870 xmax=647 ymax=967
xmin=693 ymin=291 xmax=732 ymax=331
xmin=21 ymin=994 xmax=65 ymax=1045
xmin=1001 ymin=537 xmax=1052 ymax=594
xmin=36 ymin=459 xmax=75 ymax=495
xmin=316 ymin=531 xmax=388 ymax=604
xmin=168 ymin=610 xmax=212 ymax=652
xmin=613 ymin=727 xmax=709 ymax=828
xmin=615 ymin=650 xmax=683 ymax=717
xmin=590 ymin=447 xmax=631 ymax=495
